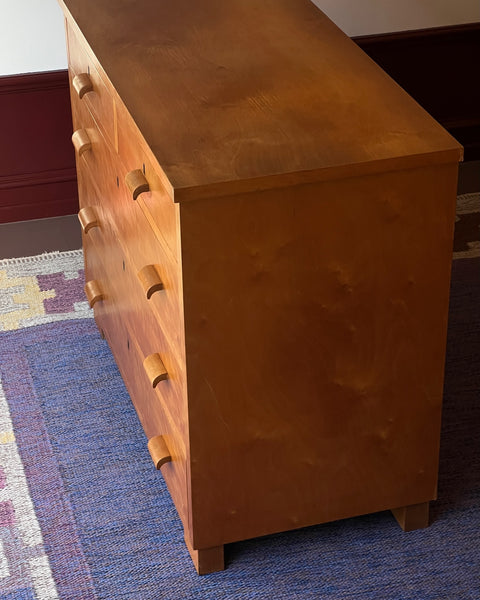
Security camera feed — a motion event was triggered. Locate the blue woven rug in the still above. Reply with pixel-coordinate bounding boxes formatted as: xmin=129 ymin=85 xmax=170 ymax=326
xmin=0 ymin=196 xmax=479 ymax=599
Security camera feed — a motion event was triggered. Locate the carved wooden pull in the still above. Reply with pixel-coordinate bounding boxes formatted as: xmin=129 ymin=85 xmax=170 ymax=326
xmin=72 ymin=129 xmax=91 ymax=156
xmin=72 ymin=73 xmax=93 ymax=99
xmin=84 ymin=280 xmax=104 ymax=307
xmin=148 ymin=435 xmax=172 ymax=470
xmin=78 ymin=207 xmax=99 ymax=234
xmin=125 ymin=169 xmax=150 ymax=200
xmin=143 ymin=353 xmax=168 ymax=388
xmin=137 ymin=265 xmax=164 ymax=299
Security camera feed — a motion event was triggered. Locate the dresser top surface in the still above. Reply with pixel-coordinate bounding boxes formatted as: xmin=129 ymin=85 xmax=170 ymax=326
xmin=60 ymin=0 xmax=462 ymax=200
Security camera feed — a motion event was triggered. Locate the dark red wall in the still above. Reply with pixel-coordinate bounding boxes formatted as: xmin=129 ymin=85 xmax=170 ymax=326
xmin=0 ymin=70 xmax=78 ymax=223
xmin=355 ymin=23 xmax=480 ymax=161
xmin=0 ymin=23 xmax=478 ymax=223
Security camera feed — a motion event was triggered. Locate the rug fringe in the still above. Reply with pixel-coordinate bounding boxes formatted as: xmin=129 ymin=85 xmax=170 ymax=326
xmin=456 ymin=192 xmax=480 ymax=215
xmin=0 ymin=249 xmax=83 ymax=267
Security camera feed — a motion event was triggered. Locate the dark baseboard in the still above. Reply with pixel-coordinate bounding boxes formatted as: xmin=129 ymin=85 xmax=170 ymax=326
xmin=354 ymin=23 xmax=480 ymax=160
xmin=0 ymin=70 xmax=78 ymax=223
xmin=0 ymin=24 xmax=478 ymax=223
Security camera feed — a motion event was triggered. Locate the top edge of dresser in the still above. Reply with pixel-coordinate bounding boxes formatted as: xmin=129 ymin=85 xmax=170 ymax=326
xmin=59 ymin=0 xmax=463 ymax=202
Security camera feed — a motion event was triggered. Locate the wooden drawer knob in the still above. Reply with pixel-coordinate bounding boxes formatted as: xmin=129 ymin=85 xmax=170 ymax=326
xmin=72 ymin=73 xmax=93 ymax=99
xmin=148 ymin=435 xmax=172 ymax=470
xmin=72 ymin=129 xmax=91 ymax=156
xmin=143 ymin=353 xmax=168 ymax=387
xmin=84 ymin=280 xmax=104 ymax=307
xmin=78 ymin=207 xmax=99 ymax=234
xmin=137 ymin=265 xmax=164 ymax=299
xmin=125 ymin=169 xmax=150 ymax=200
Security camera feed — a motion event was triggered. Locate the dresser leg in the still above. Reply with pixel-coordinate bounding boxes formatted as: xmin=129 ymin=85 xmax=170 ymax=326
xmin=391 ymin=501 xmax=430 ymax=532
xmin=184 ymin=535 xmax=224 ymax=575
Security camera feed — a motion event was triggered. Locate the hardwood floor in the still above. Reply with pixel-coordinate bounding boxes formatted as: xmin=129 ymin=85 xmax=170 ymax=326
xmin=0 ymin=162 xmax=478 ymax=260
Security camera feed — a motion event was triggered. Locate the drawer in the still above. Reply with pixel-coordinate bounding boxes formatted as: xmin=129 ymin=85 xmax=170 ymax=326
xmin=82 ymin=232 xmax=189 ymax=526
xmin=71 ymin=84 xmax=119 ymax=206
xmin=82 ymin=216 xmax=188 ymax=438
xmin=76 ymin=159 xmax=116 ymax=246
xmin=116 ymin=99 xmax=180 ymax=262
xmin=106 ymin=192 xmax=185 ymax=359
xmin=67 ymin=22 xmax=116 ymax=148
xmin=72 ymin=107 xmax=184 ymax=358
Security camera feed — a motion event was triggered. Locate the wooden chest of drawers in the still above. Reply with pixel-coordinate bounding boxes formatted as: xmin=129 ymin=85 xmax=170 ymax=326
xmin=59 ymin=0 xmax=463 ymax=574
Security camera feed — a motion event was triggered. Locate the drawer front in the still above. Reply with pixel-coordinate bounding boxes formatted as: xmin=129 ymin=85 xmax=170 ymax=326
xmin=105 ymin=190 xmax=185 ymax=360
xmin=67 ymin=22 xmax=116 ymax=147
xmin=82 ymin=231 xmax=189 ymax=526
xmin=72 ymin=97 xmax=184 ymax=359
xmin=82 ymin=209 xmax=188 ymax=438
xmin=70 ymin=66 xmax=182 ymax=355
xmin=76 ymin=159 xmax=114 ymax=246
xmin=116 ymin=100 xmax=180 ymax=262
xmin=112 ymin=245 xmax=188 ymax=438
xmin=71 ymin=83 xmax=119 ymax=206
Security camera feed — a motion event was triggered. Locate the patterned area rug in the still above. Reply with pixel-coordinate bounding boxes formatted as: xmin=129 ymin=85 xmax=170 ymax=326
xmin=0 ymin=193 xmax=478 ymax=599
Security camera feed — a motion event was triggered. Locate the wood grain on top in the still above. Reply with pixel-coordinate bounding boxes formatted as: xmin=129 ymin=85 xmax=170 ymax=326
xmin=59 ymin=0 xmax=463 ymax=200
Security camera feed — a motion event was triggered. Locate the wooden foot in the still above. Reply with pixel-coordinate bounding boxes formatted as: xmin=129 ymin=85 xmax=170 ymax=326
xmin=184 ymin=535 xmax=224 ymax=575
xmin=391 ymin=501 xmax=430 ymax=532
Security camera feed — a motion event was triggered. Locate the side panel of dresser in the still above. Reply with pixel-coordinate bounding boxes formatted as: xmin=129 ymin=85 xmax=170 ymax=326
xmin=179 ymin=162 xmax=459 ymax=550
xmin=66 ymin=18 xmax=193 ymax=537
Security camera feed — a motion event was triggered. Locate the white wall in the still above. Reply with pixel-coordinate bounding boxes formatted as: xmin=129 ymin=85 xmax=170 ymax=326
xmin=0 ymin=0 xmax=67 ymax=76
xmin=0 ymin=0 xmax=478 ymax=76
xmin=312 ymin=0 xmax=480 ymax=37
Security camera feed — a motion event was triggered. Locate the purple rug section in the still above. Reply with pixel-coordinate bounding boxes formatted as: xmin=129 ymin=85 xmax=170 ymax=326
xmin=1 ymin=324 xmax=97 ymax=600
xmin=37 ymin=272 xmax=86 ymax=314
